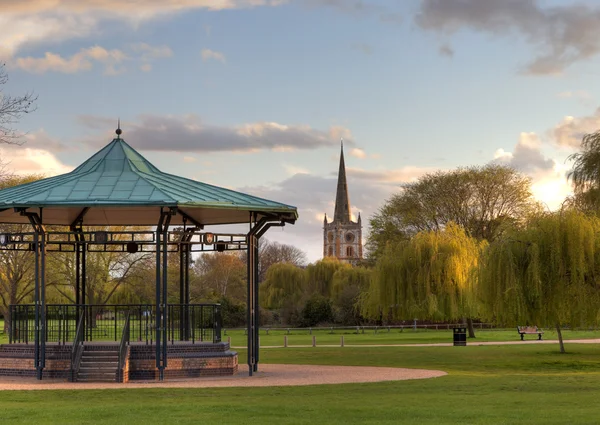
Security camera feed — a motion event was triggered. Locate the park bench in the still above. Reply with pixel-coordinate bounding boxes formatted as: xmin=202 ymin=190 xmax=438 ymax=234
xmin=517 ymin=326 xmax=543 ymax=341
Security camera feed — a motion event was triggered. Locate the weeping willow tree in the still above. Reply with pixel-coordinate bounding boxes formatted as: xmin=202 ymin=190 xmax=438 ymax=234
xmin=362 ymin=223 xmax=484 ymax=327
xmin=259 ymin=263 xmax=305 ymax=324
xmin=479 ymin=210 xmax=600 ymax=353
xmin=331 ymin=266 xmax=372 ymax=325
xmin=566 ymin=130 xmax=600 ymax=212
xmin=304 ymin=257 xmax=348 ymax=297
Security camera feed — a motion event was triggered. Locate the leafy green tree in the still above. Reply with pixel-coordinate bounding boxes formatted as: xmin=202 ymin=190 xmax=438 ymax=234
xmin=0 ymin=175 xmax=42 ymax=332
xmin=367 ymin=164 xmax=539 ymax=261
xmin=363 ymin=224 xmax=484 ymax=330
xmin=193 ymin=252 xmax=246 ymax=303
xmin=304 ymin=257 xmax=348 ymax=297
xmin=300 ymin=294 xmax=333 ymax=327
xmin=257 ymin=239 xmax=307 ymax=282
xmin=479 ymin=210 xmax=600 ymax=353
xmin=218 ymin=296 xmax=246 ymax=328
xmin=331 ymin=266 xmax=371 ymax=325
xmin=48 ymin=227 xmax=152 ymax=306
xmin=567 ymin=130 xmax=600 ymax=212
xmin=259 ymin=263 xmax=305 ymax=324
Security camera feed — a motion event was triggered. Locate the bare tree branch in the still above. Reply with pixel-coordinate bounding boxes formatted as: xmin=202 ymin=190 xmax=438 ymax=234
xmin=0 ymin=63 xmax=37 ymax=145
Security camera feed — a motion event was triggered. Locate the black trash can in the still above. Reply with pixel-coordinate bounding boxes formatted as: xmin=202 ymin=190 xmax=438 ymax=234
xmin=453 ymin=327 xmax=467 ymax=346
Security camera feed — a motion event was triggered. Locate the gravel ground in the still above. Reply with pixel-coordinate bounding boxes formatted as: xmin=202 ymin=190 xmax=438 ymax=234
xmin=0 ymin=364 xmax=446 ymax=391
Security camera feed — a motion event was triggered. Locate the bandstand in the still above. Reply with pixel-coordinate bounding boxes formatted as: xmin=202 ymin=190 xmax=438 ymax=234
xmin=0 ymin=127 xmax=297 ymax=382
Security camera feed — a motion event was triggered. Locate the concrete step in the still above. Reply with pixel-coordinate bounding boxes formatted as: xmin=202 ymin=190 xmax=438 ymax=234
xmin=76 ymin=347 xmax=121 ymax=383
xmin=81 ymin=358 xmax=118 ymax=363
xmin=77 ymin=377 xmax=117 ymax=383
xmin=79 ymin=364 xmax=117 ymax=369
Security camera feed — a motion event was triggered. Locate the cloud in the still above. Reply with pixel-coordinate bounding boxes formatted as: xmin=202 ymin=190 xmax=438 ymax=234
xmin=347 ymin=166 xmax=435 ymax=184
xmin=0 ymin=147 xmax=73 ymax=176
xmin=183 ymin=156 xmax=197 ymax=163
xmin=11 ymin=43 xmax=171 ymax=74
xmin=77 ymin=114 xmax=355 ymax=153
xmin=551 ymin=108 xmax=600 ymax=148
xmin=557 ymin=90 xmax=591 ymax=100
xmin=13 ymin=45 xmax=126 ymax=74
xmin=529 ymin=163 xmax=572 ymax=211
xmin=20 ymin=129 xmax=70 ymax=152
xmin=0 ymin=1 xmax=286 ymax=57
xmin=283 ymin=164 xmax=310 ymax=175
xmin=238 ymin=171 xmax=392 ymax=261
xmin=416 ymin=0 xmax=600 ymax=74
xmin=237 ymin=161 xmax=435 ymax=261
xmin=201 ymin=48 xmax=226 ymax=63
xmin=492 ymin=131 xmax=570 ymax=210
xmin=349 ymin=148 xmax=367 ymax=159
xmin=493 ymin=132 xmax=555 ymax=173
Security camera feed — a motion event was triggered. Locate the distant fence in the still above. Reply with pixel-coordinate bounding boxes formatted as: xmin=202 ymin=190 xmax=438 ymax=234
xmin=224 ymin=323 xmax=497 ymax=336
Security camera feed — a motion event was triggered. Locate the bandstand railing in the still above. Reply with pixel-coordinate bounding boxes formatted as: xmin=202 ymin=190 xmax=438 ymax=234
xmin=9 ymin=304 xmax=222 ymax=345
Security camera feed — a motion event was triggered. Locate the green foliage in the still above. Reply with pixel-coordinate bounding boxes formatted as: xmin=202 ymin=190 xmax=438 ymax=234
xmin=567 ymin=130 xmax=600 ymax=211
xmin=367 ymin=164 xmax=538 ymax=261
xmin=479 ymin=210 xmax=600 ymax=328
xmin=331 ymin=266 xmax=371 ymax=325
xmin=0 ymin=174 xmax=43 ymax=332
xmin=218 ymin=296 xmax=246 ymax=328
xmin=300 ymin=294 xmax=334 ymax=326
xmin=260 ymin=263 xmax=305 ymax=310
xmin=363 ymin=223 xmax=485 ymax=322
xmin=568 ymin=130 xmax=600 ymax=193
xmin=193 ymin=252 xmax=246 ymax=303
xmin=304 ymin=257 xmax=349 ymax=297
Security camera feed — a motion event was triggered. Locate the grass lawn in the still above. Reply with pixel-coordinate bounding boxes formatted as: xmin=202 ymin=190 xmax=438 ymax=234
xmin=2 ymin=341 xmax=600 ymax=424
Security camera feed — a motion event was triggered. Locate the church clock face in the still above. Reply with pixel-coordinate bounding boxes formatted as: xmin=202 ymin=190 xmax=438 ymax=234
xmin=345 ymin=232 xmax=355 ymax=243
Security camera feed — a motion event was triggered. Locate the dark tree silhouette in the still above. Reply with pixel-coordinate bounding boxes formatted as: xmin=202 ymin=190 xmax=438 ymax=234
xmin=0 ymin=63 xmax=37 ymax=145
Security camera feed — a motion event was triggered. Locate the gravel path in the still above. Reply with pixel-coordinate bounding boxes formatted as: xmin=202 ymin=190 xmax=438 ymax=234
xmin=0 ymin=364 xmax=446 ymax=391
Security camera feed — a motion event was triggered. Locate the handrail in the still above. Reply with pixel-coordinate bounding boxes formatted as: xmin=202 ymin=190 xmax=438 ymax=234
xmin=70 ymin=312 xmax=85 ymax=382
xmin=118 ymin=311 xmax=131 ymax=383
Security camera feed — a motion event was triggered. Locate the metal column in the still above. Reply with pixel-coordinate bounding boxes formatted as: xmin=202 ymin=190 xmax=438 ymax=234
xmin=246 ymin=216 xmax=285 ymax=376
xmin=155 ymin=208 xmax=173 ymax=381
xmin=22 ymin=210 xmax=46 ymax=380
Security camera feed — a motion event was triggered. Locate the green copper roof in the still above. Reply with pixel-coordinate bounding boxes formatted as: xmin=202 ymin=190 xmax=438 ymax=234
xmin=0 ymin=137 xmax=298 ymax=226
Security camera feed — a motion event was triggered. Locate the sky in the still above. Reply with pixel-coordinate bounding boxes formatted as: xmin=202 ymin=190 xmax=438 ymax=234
xmin=2 ymin=0 xmax=600 ymax=262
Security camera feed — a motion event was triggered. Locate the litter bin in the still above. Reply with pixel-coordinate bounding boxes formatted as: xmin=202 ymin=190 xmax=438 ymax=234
xmin=453 ymin=327 xmax=467 ymax=346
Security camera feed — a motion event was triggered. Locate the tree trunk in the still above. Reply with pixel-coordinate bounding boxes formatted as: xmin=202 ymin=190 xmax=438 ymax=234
xmin=556 ymin=323 xmax=565 ymax=353
xmin=466 ymin=317 xmax=476 ymax=338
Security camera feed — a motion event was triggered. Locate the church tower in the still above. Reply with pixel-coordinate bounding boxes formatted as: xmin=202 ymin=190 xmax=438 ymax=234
xmin=323 ymin=141 xmax=363 ymax=264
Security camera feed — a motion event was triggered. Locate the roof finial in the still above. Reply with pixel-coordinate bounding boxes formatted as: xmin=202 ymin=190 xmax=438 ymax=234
xmin=341 ymin=138 xmax=344 ymax=150
xmin=116 ymin=118 xmax=122 ymax=139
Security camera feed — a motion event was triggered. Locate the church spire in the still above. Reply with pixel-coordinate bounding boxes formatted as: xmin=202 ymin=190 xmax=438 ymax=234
xmin=333 ymin=139 xmax=351 ymax=223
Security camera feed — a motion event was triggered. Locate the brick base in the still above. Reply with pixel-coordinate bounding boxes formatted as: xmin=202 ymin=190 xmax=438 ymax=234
xmin=0 ymin=342 xmax=238 ymax=381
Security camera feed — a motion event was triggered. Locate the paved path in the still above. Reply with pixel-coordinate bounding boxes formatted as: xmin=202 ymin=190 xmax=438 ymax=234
xmin=234 ymin=338 xmax=600 ymax=349
xmin=0 ymin=364 xmax=446 ymax=391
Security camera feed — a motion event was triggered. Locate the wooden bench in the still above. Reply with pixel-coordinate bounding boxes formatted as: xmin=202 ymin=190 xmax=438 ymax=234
xmin=517 ymin=326 xmax=543 ymax=341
